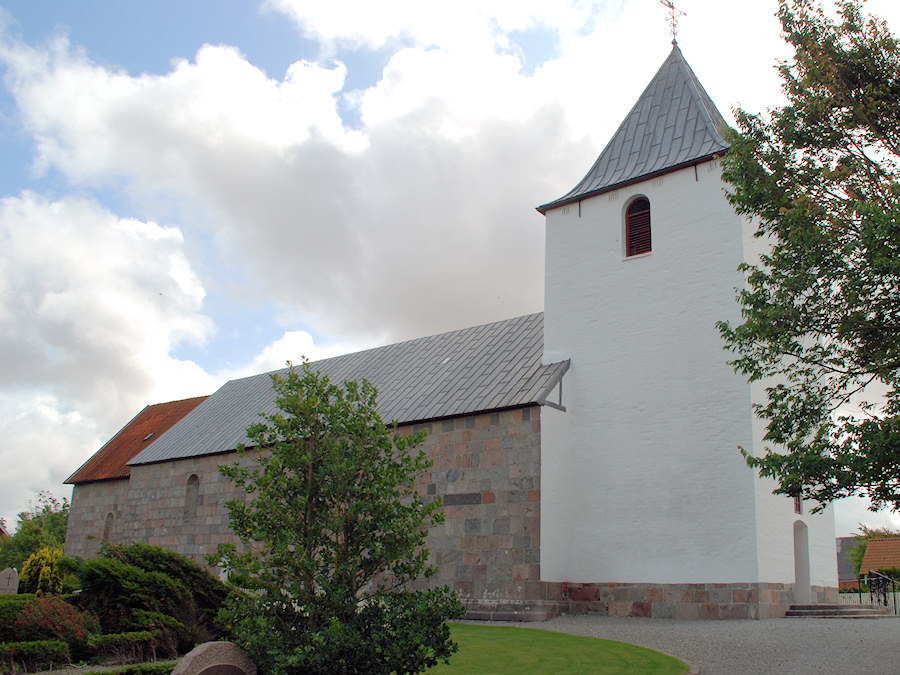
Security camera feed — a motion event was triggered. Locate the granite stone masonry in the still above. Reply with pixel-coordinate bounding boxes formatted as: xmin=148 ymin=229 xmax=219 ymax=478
xmin=65 ymin=406 xmax=546 ymax=616
xmin=401 ymin=406 xmax=543 ymax=617
xmin=539 ymin=581 xmax=838 ymax=620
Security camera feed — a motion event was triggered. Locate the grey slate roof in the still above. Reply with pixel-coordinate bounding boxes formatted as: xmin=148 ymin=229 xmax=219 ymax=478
xmin=537 ymin=43 xmax=730 ymax=214
xmin=130 ymin=313 xmax=568 ymax=466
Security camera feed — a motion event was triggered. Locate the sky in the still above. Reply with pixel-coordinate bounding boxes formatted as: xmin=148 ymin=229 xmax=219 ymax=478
xmin=1 ymin=0 xmax=899 ymax=537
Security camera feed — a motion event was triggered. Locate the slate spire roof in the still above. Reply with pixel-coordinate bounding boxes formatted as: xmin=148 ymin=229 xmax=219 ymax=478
xmin=129 ymin=313 xmax=568 ymax=466
xmin=537 ymin=43 xmax=730 ymax=214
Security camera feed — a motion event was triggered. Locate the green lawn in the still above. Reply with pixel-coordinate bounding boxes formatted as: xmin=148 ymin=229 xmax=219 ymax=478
xmin=431 ymin=623 xmax=689 ymax=675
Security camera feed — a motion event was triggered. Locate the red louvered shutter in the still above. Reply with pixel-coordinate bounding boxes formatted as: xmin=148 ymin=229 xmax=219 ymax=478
xmin=626 ymin=199 xmax=651 ymax=256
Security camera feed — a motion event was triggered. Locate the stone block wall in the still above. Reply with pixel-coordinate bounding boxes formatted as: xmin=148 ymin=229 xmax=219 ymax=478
xmin=123 ymin=451 xmax=256 ymax=565
xmin=65 ymin=479 xmax=132 ymax=559
xmin=400 ymin=406 xmax=544 ymax=617
xmin=65 ymin=405 xmax=546 ymax=617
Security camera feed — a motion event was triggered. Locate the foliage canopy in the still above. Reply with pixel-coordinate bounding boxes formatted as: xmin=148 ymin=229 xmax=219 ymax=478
xmin=211 ymin=360 xmax=463 ymax=675
xmin=0 ymin=492 xmax=69 ymax=571
xmin=719 ymin=0 xmax=900 ymax=511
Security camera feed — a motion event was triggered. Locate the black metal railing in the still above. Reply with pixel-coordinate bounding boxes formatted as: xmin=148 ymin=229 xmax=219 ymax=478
xmin=866 ymin=570 xmax=896 ymax=613
xmin=840 ymin=570 xmax=899 ymax=614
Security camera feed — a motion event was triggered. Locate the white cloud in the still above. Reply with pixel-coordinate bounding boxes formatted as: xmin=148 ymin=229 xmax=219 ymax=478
xmin=266 ymin=0 xmax=606 ymax=55
xmin=836 ymin=496 xmax=900 ymax=538
xmin=3 ymin=0 xmax=900 ymax=527
xmin=0 ymin=22 xmax=578 ymax=344
xmin=0 ymin=192 xmax=216 ymax=523
xmin=231 ymin=330 xmax=368 ymax=378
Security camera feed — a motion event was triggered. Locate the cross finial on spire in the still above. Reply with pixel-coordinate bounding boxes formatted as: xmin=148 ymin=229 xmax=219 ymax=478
xmin=660 ymin=0 xmax=686 ymax=44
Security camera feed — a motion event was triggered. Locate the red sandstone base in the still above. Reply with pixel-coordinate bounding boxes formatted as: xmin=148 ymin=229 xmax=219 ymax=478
xmin=462 ymin=582 xmax=838 ymax=621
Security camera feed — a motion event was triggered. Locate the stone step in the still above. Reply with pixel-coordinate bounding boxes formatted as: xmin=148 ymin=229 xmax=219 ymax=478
xmin=464 ymin=609 xmax=554 ymax=622
xmin=463 ymin=600 xmax=563 ymax=622
xmin=786 ymin=603 xmax=894 ymax=618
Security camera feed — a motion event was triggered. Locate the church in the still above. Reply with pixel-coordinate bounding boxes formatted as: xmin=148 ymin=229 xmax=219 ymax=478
xmin=64 ymin=43 xmax=837 ymax=620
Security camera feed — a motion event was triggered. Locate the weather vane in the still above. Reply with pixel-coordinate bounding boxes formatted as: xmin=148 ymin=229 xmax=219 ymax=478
xmin=660 ymin=0 xmax=686 ymax=44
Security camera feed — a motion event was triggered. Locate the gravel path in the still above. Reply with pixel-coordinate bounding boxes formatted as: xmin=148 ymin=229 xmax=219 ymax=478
xmin=533 ymin=615 xmax=900 ymax=674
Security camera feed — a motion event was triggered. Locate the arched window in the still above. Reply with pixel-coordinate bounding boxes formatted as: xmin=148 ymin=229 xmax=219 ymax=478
xmin=184 ymin=474 xmax=200 ymax=522
xmin=625 ymin=198 xmax=651 ymax=257
xmin=102 ymin=512 xmax=114 ymax=542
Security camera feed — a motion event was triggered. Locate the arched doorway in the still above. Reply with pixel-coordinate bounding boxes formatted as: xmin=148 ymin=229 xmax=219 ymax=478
xmin=793 ymin=520 xmax=811 ymax=604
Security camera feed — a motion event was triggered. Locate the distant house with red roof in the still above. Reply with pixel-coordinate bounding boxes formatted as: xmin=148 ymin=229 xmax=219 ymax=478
xmin=64 ymin=396 xmax=207 ymax=558
xmin=859 ymin=538 xmax=900 ymax=576
xmin=0 ymin=521 xmax=8 ymax=538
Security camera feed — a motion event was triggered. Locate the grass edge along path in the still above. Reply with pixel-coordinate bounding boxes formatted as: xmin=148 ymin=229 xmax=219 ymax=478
xmin=431 ymin=623 xmax=690 ymax=675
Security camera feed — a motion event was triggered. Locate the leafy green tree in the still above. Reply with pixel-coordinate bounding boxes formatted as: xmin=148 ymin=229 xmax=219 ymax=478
xmin=0 ymin=492 xmax=69 ymax=571
xmin=211 ymin=361 xmax=463 ymax=675
xmin=718 ymin=0 xmax=900 ymax=511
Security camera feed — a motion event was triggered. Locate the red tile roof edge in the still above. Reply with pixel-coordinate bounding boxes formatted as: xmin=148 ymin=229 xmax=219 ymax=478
xmin=860 ymin=538 xmax=900 ymax=574
xmin=65 ymin=396 xmax=208 ymax=485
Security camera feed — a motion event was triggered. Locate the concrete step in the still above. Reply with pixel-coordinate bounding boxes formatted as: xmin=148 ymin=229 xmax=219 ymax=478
xmin=786 ymin=604 xmax=894 ymax=618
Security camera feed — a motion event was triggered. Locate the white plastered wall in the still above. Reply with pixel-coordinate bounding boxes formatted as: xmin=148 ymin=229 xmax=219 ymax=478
xmin=541 ymin=159 xmax=834 ymax=585
xmin=741 ymin=223 xmax=837 ymax=587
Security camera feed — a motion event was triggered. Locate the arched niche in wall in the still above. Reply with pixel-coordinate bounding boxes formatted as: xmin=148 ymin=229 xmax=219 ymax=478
xmin=184 ymin=474 xmax=200 ymax=522
xmin=102 ymin=512 xmax=114 ymax=542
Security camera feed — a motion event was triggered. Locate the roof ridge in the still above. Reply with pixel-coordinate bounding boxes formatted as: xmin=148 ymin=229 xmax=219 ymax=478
xmin=222 ymin=312 xmax=545 ymax=387
xmin=127 ymin=312 xmax=568 ymax=466
xmin=669 ymin=43 xmax=728 ymax=146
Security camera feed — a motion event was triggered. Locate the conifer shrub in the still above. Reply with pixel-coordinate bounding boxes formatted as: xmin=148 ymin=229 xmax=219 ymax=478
xmin=102 ymin=541 xmax=228 ymax=633
xmin=67 ymin=542 xmax=227 ymax=653
xmin=19 ymin=546 xmax=64 ymax=595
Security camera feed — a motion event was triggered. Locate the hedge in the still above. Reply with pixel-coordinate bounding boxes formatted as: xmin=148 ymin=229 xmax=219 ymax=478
xmin=81 ymin=664 xmax=176 ymax=675
xmin=0 ymin=594 xmax=36 ymax=642
xmin=88 ymin=629 xmax=170 ymax=664
xmin=0 ymin=638 xmax=70 ymax=673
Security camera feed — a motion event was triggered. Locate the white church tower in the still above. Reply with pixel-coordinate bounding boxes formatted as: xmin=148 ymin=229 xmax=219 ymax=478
xmin=537 ymin=44 xmax=837 ymax=619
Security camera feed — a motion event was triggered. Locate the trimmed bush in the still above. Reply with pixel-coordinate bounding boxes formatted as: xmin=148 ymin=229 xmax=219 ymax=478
xmin=0 ymin=639 xmax=70 ymax=673
xmin=13 ymin=595 xmax=100 ymax=660
xmin=0 ymin=595 xmax=35 ymax=642
xmin=80 ymin=664 xmax=176 ymax=675
xmin=121 ymin=609 xmax=184 ymax=633
xmin=102 ymin=542 xmax=228 ymax=632
xmin=88 ymin=629 xmax=170 ymax=664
